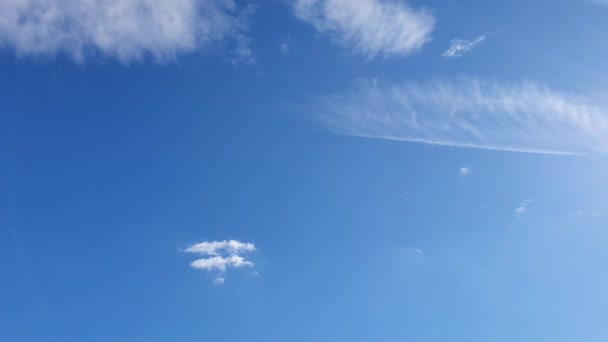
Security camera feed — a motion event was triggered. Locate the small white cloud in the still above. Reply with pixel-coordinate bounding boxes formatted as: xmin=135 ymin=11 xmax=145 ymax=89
xmin=515 ymin=199 xmax=533 ymax=216
xmin=190 ymin=255 xmax=254 ymax=272
xmin=291 ymin=0 xmax=434 ymax=58
xmin=0 ymin=0 xmax=254 ymax=63
xmin=443 ymin=35 xmax=486 ymax=58
xmin=213 ymin=277 xmax=225 ymax=285
xmin=459 ymin=167 xmax=472 ymax=176
xmin=185 ymin=240 xmax=255 ymax=256
xmin=185 ymin=239 xmax=256 ymax=284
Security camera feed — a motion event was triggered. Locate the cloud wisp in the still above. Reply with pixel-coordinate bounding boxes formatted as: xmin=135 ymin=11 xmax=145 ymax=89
xmin=514 ymin=199 xmax=533 ymax=216
xmin=291 ymin=0 xmax=435 ymax=58
xmin=569 ymin=211 xmax=603 ymax=218
xmin=442 ymin=35 xmax=486 ymax=58
xmin=0 ymin=0 xmax=254 ymax=63
xmin=312 ymin=78 xmax=608 ymax=155
xmin=184 ymin=240 xmax=256 ymax=284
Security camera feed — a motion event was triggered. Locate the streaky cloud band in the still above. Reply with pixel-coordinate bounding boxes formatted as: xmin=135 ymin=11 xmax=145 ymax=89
xmin=312 ymin=78 xmax=608 ymax=155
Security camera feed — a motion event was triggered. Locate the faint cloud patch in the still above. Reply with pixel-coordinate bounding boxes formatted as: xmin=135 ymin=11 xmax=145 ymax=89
xmin=279 ymin=42 xmax=290 ymax=55
xmin=514 ymin=199 xmax=533 ymax=216
xmin=569 ymin=211 xmax=602 ymax=218
xmin=459 ymin=167 xmax=472 ymax=176
xmin=279 ymin=36 xmax=293 ymax=55
xmin=392 ymin=246 xmax=427 ymax=271
xmin=184 ymin=240 xmax=257 ymax=285
xmin=401 ymin=246 xmax=425 ymax=258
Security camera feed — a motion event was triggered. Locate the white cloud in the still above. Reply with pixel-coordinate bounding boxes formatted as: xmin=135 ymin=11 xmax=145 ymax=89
xmin=213 ymin=277 xmax=225 ymax=285
xmin=185 ymin=240 xmax=256 ymax=284
xmin=291 ymin=0 xmax=435 ymax=58
xmin=443 ymin=35 xmax=486 ymax=58
xmin=0 ymin=0 xmax=253 ymax=63
xmin=515 ymin=199 xmax=532 ymax=216
xmin=459 ymin=167 xmax=472 ymax=176
xmin=185 ymin=240 xmax=255 ymax=256
xmin=312 ymin=78 xmax=608 ymax=155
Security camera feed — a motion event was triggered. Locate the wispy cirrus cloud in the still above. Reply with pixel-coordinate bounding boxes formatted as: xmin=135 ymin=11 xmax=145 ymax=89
xmin=184 ymin=240 xmax=256 ymax=284
xmin=0 ymin=0 xmax=254 ymax=63
xmin=312 ymin=78 xmax=608 ymax=155
xmin=291 ymin=0 xmax=435 ymax=58
xmin=442 ymin=35 xmax=486 ymax=58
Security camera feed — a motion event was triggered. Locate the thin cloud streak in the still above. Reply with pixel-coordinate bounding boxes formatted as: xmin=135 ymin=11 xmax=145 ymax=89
xmin=443 ymin=35 xmax=486 ymax=58
xmin=570 ymin=211 xmax=603 ymax=217
xmin=313 ymin=78 xmax=608 ymax=155
xmin=291 ymin=0 xmax=435 ymax=58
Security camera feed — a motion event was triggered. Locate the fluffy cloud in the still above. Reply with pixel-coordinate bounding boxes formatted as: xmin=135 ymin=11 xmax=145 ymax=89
xmin=0 ymin=0 xmax=254 ymax=63
xmin=185 ymin=240 xmax=255 ymax=256
xmin=459 ymin=167 xmax=472 ymax=176
xmin=185 ymin=240 xmax=256 ymax=284
xmin=312 ymin=78 xmax=608 ymax=155
xmin=291 ymin=0 xmax=434 ymax=58
xmin=190 ymin=255 xmax=254 ymax=272
xmin=443 ymin=35 xmax=486 ymax=58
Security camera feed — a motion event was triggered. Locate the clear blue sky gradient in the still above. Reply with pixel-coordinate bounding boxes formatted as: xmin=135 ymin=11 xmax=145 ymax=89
xmin=2 ymin=1 xmax=608 ymax=341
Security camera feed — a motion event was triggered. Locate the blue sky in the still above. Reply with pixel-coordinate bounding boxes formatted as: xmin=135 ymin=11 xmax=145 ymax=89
xmin=2 ymin=0 xmax=608 ymax=341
